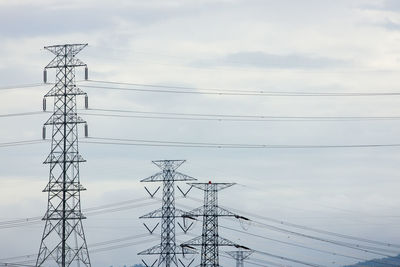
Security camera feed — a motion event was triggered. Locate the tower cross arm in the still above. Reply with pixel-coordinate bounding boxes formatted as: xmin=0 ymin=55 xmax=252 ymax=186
xmin=140 ymin=171 xmax=196 ymax=182
xmin=181 ymin=236 xmax=246 ymax=248
xmin=188 ymin=182 xmax=235 ymax=191
xmin=139 ymin=244 xmax=196 ymax=256
xmin=226 ymin=249 xmax=254 ymax=260
xmin=138 ymin=244 xmax=162 ymax=255
xmin=44 ymin=43 xmax=88 ymax=55
xmin=183 ymin=206 xmax=243 ymax=218
xmin=45 ymin=57 xmax=87 ymax=69
xmin=139 ymin=208 xmax=163 ymax=219
xmin=140 ymin=171 xmax=164 ymax=182
xmin=140 ymin=208 xmax=191 ymax=218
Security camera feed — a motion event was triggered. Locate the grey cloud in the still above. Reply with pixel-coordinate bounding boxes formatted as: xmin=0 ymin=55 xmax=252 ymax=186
xmin=361 ymin=0 xmax=400 ymax=12
xmin=193 ymin=51 xmax=348 ymax=69
xmin=379 ymin=19 xmax=400 ymax=31
xmin=0 ymin=1 xmax=233 ymax=38
xmin=381 ymin=0 xmax=400 ymax=11
xmin=0 ymin=5 xmax=111 ymax=37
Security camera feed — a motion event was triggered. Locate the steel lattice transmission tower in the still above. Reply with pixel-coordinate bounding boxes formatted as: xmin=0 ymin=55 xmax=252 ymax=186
xmin=226 ymin=250 xmax=254 ymax=267
xmin=181 ymin=182 xmax=249 ymax=267
xmin=139 ymin=160 xmax=197 ymax=267
xmin=36 ymin=44 xmax=91 ymax=267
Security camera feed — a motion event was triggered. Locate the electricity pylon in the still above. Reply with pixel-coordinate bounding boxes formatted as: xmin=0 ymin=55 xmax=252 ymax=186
xmin=36 ymin=44 xmax=90 ymax=267
xmin=181 ymin=182 xmax=249 ymax=267
xmin=139 ymin=160 xmax=197 ymax=267
xmin=226 ymin=249 xmax=254 ymax=267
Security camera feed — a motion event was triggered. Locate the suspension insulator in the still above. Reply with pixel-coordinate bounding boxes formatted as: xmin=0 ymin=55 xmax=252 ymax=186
xmin=43 ymin=98 xmax=46 ymax=111
xmin=85 ymin=94 xmax=88 ymax=109
xmin=42 ymin=126 xmax=46 ymax=140
xmin=84 ymin=123 xmax=88 ymax=137
xmin=43 ymin=69 xmax=47 ymax=84
xmin=85 ymin=66 xmax=89 ymax=80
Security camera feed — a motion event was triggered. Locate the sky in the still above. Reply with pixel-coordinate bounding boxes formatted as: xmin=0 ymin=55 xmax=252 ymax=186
xmin=1 ymin=0 xmax=400 ymax=266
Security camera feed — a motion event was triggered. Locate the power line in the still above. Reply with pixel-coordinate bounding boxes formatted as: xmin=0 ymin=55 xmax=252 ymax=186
xmin=0 ymin=140 xmax=46 ymax=148
xmin=82 ymin=108 xmax=400 ymax=122
xmin=83 ymin=136 xmax=400 ymax=149
xmin=4 ymin=232 xmax=188 ymax=265
xmin=82 ymin=79 xmax=400 ymax=97
xmin=0 ymin=255 xmax=37 ymax=263
xmin=3 ymin=109 xmax=400 ymax=122
xmin=89 ymin=237 xmax=160 ymax=254
xmin=214 ymin=201 xmax=400 ymax=249
xmin=244 ymin=257 xmax=293 ymax=267
xmin=0 ymin=83 xmax=47 ymax=91
xmin=80 ymin=84 xmax=281 ymax=96
xmin=84 ymin=196 xmax=150 ymax=212
xmin=0 ymin=196 xmax=156 ymax=229
xmin=1 ymin=235 xmax=160 ymax=265
xmin=0 ymin=111 xmax=48 ymax=118
xmin=177 ymin=201 xmax=398 ymax=266
xmin=220 ymin=253 xmax=289 ymax=267
xmin=252 ymin=249 xmax=325 ymax=267
xmin=0 ymin=201 xmax=158 ymax=229
xmin=187 ymin=196 xmax=400 ymax=252
xmin=5 ymin=137 xmax=400 ymax=150
xmin=0 ymin=262 xmax=36 ymax=267
xmin=220 ymin=225 xmax=398 ymax=267
xmin=250 ymin=220 xmax=397 ymax=257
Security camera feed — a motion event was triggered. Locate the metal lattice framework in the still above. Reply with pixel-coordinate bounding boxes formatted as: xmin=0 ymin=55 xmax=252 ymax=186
xmin=182 ymin=182 xmax=247 ymax=267
xmin=36 ymin=44 xmax=91 ymax=267
xmin=139 ymin=160 xmax=197 ymax=267
xmin=226 ymin=250 xmax=254 ymax=267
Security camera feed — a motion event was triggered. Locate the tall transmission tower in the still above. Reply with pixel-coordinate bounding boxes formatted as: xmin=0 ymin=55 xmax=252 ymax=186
xmin=36 ymin=44 xmax=90 ymax=267
xmin=139 ymin=160 xmax=197 ymax=267
xmin=181 ymin=182 xmax=249 ymax=267
xmin=226 ymin=249 xmax=254 ymax=267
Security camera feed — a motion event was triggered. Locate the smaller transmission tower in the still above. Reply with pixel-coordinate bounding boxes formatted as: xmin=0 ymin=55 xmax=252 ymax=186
xmin=226 ymin=249 xmax=254 ymax=267
xmin=139 ymin=160 xmax=197 ymax=267
xmin=181 ymin=181 xmax=249 ymax=267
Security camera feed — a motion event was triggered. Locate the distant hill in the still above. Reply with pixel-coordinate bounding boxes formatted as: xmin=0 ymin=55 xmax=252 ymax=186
xmin=344 ymin=255 xmax=400 ymax=267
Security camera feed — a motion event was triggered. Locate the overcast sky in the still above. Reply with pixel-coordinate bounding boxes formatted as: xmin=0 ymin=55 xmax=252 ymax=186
xmin=1 ymin=0 xmax=400 ymax=266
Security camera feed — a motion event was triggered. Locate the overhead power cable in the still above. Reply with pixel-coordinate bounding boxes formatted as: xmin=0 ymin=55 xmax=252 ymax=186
xmin=89 ymin=237 xmax=159 ymax=253
xmin=82 ymin=79 xmax=400 ymax=97
xmin=220 ymin=225 xmax=398 ymax=267
xmin=2 ymin=109 xmax=400 ymax=123
xmin=83 ymin=136 xmax=400 ymax=149
xmin=0 ymin=111 xmax=47 ymax=118
xmin=186 ymin=196 xmax=400 ymax=251
xmin=0 ymin=196 xmax=155 ymax=229
xmin=0 ymin=262 xmax=36 ymax=267
xmin=2 ymin=109 xmax=400 ymax=122
xmin=242 ymin=256 xmax=293 ymax=267
xmin=0 ymin=139 xmax=46 ymax=148
xmin=250 ymin=220 xmax=397 ymax=257
xmin=251 ymin=249 xmax=325 ymax=267
xmin=221 ymin=251 xmax=291 ymax=267
xmin=0 ymin=255 xmax=37 ymax=263
xmin=177 ymin=201 xmax=398 ymax=265
xmin=82 ymin=108 xmax=400 ymax=122
xmin=0 ymin=83 xmax=47 ymax=91
xmin=5 ymin=137 xmax=400 ymax=150
xmin=214 ymin=200 xmax=400 ymax=249
xmin=1 ymin=235 xmax=159 ymax=266
xmin=178 ymin=237 xmax=294 ymax=267
xmin=5 ymin=232 xmax=188 ymax=265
